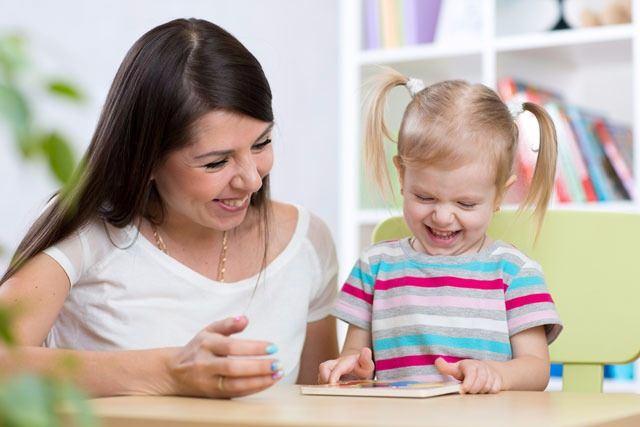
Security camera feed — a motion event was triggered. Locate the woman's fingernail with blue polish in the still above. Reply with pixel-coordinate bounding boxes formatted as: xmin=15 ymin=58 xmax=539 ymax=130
xmin=271 ymin=361 xmax=282 ymax=372
xmin=265 ymin=344 xmax=278 ymax=354
xmin=272 ymin=370 xmax=284 ymax=380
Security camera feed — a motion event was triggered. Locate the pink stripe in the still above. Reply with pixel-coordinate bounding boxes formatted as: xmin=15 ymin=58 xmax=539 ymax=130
xmin=375 ymin=276 xmax=507 ymax=292
xmin=341 ymin=283 xmax=373 ymax=304
xmin=508 ymin=310 xmax=559 ymax=331
xmin=506 ymin=293 xmax=553 ymax=310
xmin=373 ymin=294 xmax=505 ymax=311
xmin=334 ymin=300 xmax=371 ymax=323
xmin=376 ymin=354 xmax=464 ymax=371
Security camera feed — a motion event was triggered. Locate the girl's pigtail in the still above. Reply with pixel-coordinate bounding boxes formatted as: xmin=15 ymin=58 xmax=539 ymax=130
xmin=519 ymin=102 xmax=558 ymax=237
xmin=362 ymin=67 xmax=408 ymax=199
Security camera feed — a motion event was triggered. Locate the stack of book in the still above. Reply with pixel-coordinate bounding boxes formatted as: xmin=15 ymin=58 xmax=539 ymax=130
xmin=363 ymin=0 xmax=442 ymax=49
xmin=498 ymin=78 xmax=634 ymax=204
xmin=362 ymin=0 xmax=483 ymax=50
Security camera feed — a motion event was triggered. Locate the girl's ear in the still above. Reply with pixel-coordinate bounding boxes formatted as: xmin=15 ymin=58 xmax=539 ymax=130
xmin=393 ymin=155 xmax=404 ymax=187
xmin=494 ymin=174 xmax=517 ymax=210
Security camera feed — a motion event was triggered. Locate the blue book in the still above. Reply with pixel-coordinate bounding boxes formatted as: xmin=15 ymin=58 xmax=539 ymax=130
xmin=565 ymin=106 xmax=614 ymax=201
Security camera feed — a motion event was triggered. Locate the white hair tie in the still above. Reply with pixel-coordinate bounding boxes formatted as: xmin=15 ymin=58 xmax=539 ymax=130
xmin=406 ymin=77 xmax=426 ymax=97
xmin=507 ymin=101 xmax=524 ymax=119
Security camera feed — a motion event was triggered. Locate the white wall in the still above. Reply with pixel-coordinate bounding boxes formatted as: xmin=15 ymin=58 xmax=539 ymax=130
xmin=0 ymin=0 xmax=340 ymax=269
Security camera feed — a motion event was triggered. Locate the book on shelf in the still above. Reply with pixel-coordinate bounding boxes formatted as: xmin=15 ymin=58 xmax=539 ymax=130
xmin=362 ymin=0 xmax=442 ymax=50
xmin=593 ymin=119 xmax=634 ymax=199
xmin=363 ymin=0 xmax=382 ymax=50
xmin=498 ymin=77 xmax=633 ymax=204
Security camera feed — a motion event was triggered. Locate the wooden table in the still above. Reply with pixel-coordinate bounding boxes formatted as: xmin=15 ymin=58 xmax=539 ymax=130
xmin=89 ymin=385 xmax=640 ymax=427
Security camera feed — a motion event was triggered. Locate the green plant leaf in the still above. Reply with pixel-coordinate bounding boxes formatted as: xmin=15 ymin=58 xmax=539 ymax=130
xmin=40 ymin=132 xmax=76 ymax=184
xmin=53 ymin=381 xmax=96 ymax=427
xmin=0 ymin=35 xmax=28 ymax=82
xmin=0 ymin=374 xmax=58 ymax=427
xmin=46 ymin=81 xmax=84 ymax=102
xmin=0 ymin=305 xmax=15 ymax=345
xmin=0 ymin=83 xmax=30 ymax=136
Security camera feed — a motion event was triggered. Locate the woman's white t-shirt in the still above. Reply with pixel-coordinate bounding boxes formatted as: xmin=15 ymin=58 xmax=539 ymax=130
xmin=43 ymin=205 xmax=338 ymax=383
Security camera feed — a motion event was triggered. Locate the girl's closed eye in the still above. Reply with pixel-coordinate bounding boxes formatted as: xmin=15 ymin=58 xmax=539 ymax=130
xmin=458 ymin=201 xmax=477 ymax=209
xmin=415 ymin=194 xmax=434 ymax=202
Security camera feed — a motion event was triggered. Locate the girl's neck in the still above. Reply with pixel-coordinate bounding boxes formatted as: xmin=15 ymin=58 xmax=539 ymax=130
xmin=411 ymin=233 xmax=491 ymax=257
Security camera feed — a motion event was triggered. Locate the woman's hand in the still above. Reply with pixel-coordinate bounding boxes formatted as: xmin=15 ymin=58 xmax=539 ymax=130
xmin=317 ymin=347 xmax=375 ymax=384
xmin=166 ymin=315 xmax=284 ymax=398
xmin=434 ymin=357 xmax=503 ymax=394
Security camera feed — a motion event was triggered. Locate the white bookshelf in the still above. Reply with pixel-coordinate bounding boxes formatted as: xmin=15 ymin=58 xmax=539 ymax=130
xmin=338 ymin=0 xmax=640 ymax=392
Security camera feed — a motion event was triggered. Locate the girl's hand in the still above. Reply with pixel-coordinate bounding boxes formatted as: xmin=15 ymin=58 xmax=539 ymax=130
xmin=165 ymin=316 xmax=284 ymax=398
xmin=317 ymin=347 xmax=375 ymax=384
xmin=434 ymin=357 xmax=503 ymax=394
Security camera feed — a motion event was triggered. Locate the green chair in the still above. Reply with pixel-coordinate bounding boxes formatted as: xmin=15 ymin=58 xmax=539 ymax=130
xmin=371 ymin=210 xmax=640 ymax=392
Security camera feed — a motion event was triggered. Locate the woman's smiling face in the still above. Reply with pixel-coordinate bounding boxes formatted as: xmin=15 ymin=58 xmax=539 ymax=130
xmin=153 ymin=109 xmax=274 ymax=232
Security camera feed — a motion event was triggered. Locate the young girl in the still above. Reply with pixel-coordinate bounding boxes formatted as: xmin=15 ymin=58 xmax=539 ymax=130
xmin=319 ymin=69 xmax=563 ymax=394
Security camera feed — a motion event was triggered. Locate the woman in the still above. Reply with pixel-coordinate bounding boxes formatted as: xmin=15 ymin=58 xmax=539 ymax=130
xmin=0 ymin=18 xmax=338 ymax=398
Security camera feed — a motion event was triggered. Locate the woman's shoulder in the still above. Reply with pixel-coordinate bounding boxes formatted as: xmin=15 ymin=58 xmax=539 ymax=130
xmin=270 ymin=201 xmax=335 ymax=258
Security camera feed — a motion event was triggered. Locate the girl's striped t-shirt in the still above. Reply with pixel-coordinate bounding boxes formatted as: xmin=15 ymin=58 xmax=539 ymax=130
xmin=332 ymin=238 xmax=563 ymax=382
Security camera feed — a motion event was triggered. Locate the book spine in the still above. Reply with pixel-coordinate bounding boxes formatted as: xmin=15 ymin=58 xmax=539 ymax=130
xmin=594 ymin=119 xmax=634 ymax=199
xmin=558 ymin=106 xmax=598 ymax=201
xmin=415 ymin=0 xmax=441 ymax=44
xmin=395 ymin=0 xmax=405 ymax=46
xmin=363 ymin=0 xmax=381 ymax=50
xmin=380 ymin=0 xmax=400 ymax=48
xmin=565 ymin=107 xmax=612 ymax=201
xmin=545 ymin=103 xmax=585 ymax=202
xmin=402 ymin=0 xmax=418 ymax=45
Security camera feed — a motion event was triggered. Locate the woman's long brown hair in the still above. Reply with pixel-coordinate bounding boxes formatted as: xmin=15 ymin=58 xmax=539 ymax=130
xmin=2 ymin=18 xmax=274 ymax=283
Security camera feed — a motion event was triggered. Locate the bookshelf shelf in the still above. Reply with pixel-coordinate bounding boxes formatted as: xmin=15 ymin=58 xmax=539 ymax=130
xmin=359 ymin=42 xmax=483 ymax=65
xmin=340 ymin=0 xmax=640 ymax=392
xmin=495 ymin=24 xmax=634 ymax=53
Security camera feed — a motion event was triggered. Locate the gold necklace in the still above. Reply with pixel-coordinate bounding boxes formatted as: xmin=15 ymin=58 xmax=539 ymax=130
xmin=151 ymin=223 xmax=229 ymax=282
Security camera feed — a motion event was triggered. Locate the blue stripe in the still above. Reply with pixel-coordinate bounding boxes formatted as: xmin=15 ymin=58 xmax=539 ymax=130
xmin=374 ymin=333 xmax=512 ymax=356
xmin=351 ymin=266 xmax=374 ymax=287
xmin=509 ymin=276 xmax=545 ymax=290
xmin=373 ymin=260 xmax=519 ymax=276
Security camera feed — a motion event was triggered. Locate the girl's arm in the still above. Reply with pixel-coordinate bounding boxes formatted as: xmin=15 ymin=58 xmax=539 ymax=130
xmin=317 ymin=324 xmax=374 ymax=384
xmin=0 ymin=253 xmax=280 ymax=398
xmin=296 ymin=316 xmax=339 ymax=384
xmin=340 ymin=324 xmax=372 ymax=357
xmin=486 ymin=326 xmax=550 ymax=391
xmin=435 ymin=326 xmax=550 ymax=393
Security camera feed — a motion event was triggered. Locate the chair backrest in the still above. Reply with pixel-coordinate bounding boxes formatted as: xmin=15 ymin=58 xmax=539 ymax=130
xmin=371 ymin=210 xmax=640 ymax=392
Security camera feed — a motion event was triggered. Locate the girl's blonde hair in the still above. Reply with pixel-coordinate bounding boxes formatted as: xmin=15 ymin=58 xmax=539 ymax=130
xmin=363 ymin=67 xmax=557 ymax=235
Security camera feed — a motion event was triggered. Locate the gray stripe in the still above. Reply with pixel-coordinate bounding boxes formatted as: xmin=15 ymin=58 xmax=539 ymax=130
xmin=506 ymin=285 xmax=550 ymax=299
xmin=374 ymin=305 xmax=508 ymax=321
xmin=374 ymin=286 xmax=505 ymax=300
xmin=332 ymin=308 xmax=370 ymax=331
xmin=374 ymin=324 xmax=510 ymax=343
